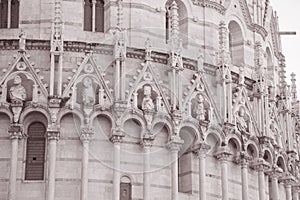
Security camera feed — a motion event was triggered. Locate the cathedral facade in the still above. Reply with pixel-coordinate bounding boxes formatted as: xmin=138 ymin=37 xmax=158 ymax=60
xmin=0 ymin=0 xmax=299 ymax=200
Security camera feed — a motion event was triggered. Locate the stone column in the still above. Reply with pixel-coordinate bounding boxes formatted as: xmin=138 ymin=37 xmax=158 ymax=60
xmin=141 ymin=137 xmax=153 ymax=200
xmin=47 ymin=127 xmax=60 ymax=200
xmin=8 ymin=124 xmax=23 ymax=200
xmin=280 ymin=176 xmax=296 ymax=200
xmin=292 ymin=186 xmax=299 ymax=200
xmin=80 ymin=126 xmax=94 ymax=200
xmin=167 ymin=137 xmax=183 ymax=200
xmin=252 ymin=158 xmax=270 ymax=200
xmin=215 ymin=147 xmax=232 ymax=200
xmin=111 ymin=134 xmax=123 ymax=200
xmin=92 ymin=0 xmax=96 ymax=32
xmin=236 ymin=153 xmax=250 ymax=200
xmin=193 ymin=142 xmax=211 ymax=200
xmin=7 ymin=0 xmax=11 ymax=28
xmin=270 ymin=173 xmax=280 ymax=200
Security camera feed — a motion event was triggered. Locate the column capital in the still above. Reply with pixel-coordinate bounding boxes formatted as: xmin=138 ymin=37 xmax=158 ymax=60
xmin=80 ymin=126 xmax=94 ymax=142
xmin=292 ymin=184 xmax=300 ymax=192
xmin=167 ymin=136 xmax=183 ymax=152
xmin=192 ymin=142 xmax=211 ymax=158
xmin=140 ymin=135 xmax=154 ymax=148
xmin=47 ymin=125 xmax=60 ymax=140
xmin=110 ymin=135 xmax=123 ymax=144
xmin=235 ymin=151 xmax=252 ymax=167
xmin=214 ymin=146 xmax=232 ymax=161
xmin=251 ymin=158 xmax=271 ymax=171
xmin=266 ymin=165 xmax=284 ymax=178
xmin=280 ymin=175 xmax=296 ymax=185
xmin=8 ymin=124 xmax=23 ymax=140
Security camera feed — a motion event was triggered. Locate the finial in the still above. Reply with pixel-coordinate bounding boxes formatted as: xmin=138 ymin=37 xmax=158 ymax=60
xmin=197 ymin=48 xmax=204 ymax=73
xmin=238 ymin=64 xmax=245 ymax=85
xmin=116 ymin=0 xmax=123 ymax=30
xmin=291 ymin=72 xmax=298 ymax=100
xmin=145 ymin=38 xmax=152 ymax=61
xmin=169 ymin=1 xmax=179 ymax=40
xmin=19 ymin=29 xmax=26 ymax=52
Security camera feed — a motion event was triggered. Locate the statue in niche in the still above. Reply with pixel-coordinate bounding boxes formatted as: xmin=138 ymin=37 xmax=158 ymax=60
xmin=142 ymin=85 xmax=154 ymax=112
xmin=236 ymin=107 xmax=248 ymax=133
xmin=19 ymin=30 xmax=26 ymax=51
xmin=82 ymin=77 xmax=95 ymax=106
xmin=195 ymin=94 xmax=205 ymax=121
xmin=9 ymin=75 xmax=27 ymax=103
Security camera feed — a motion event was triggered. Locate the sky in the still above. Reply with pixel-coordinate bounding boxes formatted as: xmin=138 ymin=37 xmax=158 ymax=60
xmin=271 ymin=0 xmax=300 ymax=96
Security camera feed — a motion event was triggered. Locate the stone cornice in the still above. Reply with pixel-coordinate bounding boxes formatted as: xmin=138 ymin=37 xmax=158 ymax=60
xmin=192 ymin=0 xmax=226 ymax=15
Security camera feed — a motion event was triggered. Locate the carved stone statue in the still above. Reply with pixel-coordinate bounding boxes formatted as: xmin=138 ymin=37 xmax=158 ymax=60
xmin=19 ymin=30 xmax=26 ymax=51
xmin=9 ymin=75 xmax=27 ymax=103
xmin=195 ymin=94 xmax=205 ymax=121
xmin=236 ymin=107 xmax=248 ymax=133
xmin=142 ymin=85 xmax=154 ymax=112
xmin=82 ymin=77 xmax=95 ymax=106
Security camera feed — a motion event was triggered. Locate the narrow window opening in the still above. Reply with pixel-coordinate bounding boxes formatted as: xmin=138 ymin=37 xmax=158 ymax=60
xmin=84 ymin=0 xmax=92 ymax=31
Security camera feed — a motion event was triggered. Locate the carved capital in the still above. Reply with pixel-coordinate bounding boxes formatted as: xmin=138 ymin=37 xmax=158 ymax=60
xmin=8 ymin=124 xmax=23 ymax=140
xmin=280 ymin=175 xmax=296 ymax=185
xmin=47 ymin=125 xmax=60 ymax=140
xmin=167 ymin=136 xmax=184 ymax=152
xmin=80 ymin=126 xmax=94 ymax=142
xmin=110 ymin=135 xmax=123 ymax=144
xmin=48 ymin=96 xmax=62 ymax=108
xmin=140 ymin=136 xmax=154 ymax=148
xmin=251 ymin=158 xmax=271 ymax=172
xmin=192 ymin=142 xmax=211 ymax=158
xmin=235 ymin=151 xmax=252 ymax=167
xmin=214 ymin=146 xmax=232 ymax=161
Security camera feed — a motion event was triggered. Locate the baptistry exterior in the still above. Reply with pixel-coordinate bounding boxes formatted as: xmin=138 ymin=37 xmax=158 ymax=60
xmin=0 ymin=0 xmax=299 ymax=200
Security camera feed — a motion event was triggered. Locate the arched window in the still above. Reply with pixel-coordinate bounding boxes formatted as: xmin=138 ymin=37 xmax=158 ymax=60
xmin=0 ymin=0 xmax=8 ymax=28
xmin=25 ymin=122 xmax=46 ymax=180
xmin=228 ymin=21 xmax=244 ymax=66
xmin=120 ymin=176 xmax=132 ymax=200
xmin=0 ymin=0 xmax=19 ymax=28
xmin=11 ymin=0 xmax=19 ymax=28
xmin=84 ymin=0 xmax=92 ymax=31
xmin=84 ymin=0 xmax=104 ymax=32
xmin=266 ymin=47 xmax=274 ymax=80
xmin=95 ymin=0 xmax=104 ymax=32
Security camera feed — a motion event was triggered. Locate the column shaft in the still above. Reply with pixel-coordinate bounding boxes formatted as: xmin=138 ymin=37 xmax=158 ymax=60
xmin=47 ymin=139 xmax=57 ymax=200
xmin=293 ymin=189 xmax=299 ymax=200
xmin=113 ymin=142 xmax=121 ymax=200
xmin=7 ymin=0 xmax=11 ymax=28
xmin=258 ymin=170 xmax=265 ymax=200
xmin=57 ymin=55 xmax=63 ymax=96
xmin=8 ymin=138 xmax=18 ymax=200
xmin=143 ymin=146 xmax=151 ymax=200
xmin=220 ymin=159 xmax=229 ymax=200
xmin=241 ymin=163 xmax=249 ymax=200
xmin=171 ymin=150 xmax=179 ymax=200
xmin=50 ymin=54 xmax=55 ymax=96
xmin=92 ymin=0 xmax=96 ymax=32
xmin=81 ymin=141 xmax=90 ymax=200
xmin=286 ymin=185 xmax=292 ymax=200
xmin=199 ymin=154 xmax=206 ymax=200
xmin=271 ymin=176 xmax=279 ymax=200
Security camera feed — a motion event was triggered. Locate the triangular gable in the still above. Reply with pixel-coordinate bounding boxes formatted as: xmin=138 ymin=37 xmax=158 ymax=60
xmin=232 ymin=86 xmax=260 ymax=135
xmin=126 ymin=61 xmax=171 ymax=114
xmin=0 ymin=52 xmax=48 ymax=103
xmin=62 ymin=54 xmax=113 ymax=107
xmin=183 ymin=72 xmax=222 ymax=123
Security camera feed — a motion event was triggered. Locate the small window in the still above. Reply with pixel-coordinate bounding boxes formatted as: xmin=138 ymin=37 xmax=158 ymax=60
xmin=84 ymin=0 xmax=92 ymax=31
xmin=120 ymin=176 xmax=132 ymax=200
xmin=25 ymin=122 xmax=46 ymax=181
xmin=0 ymin=0 xmax=8 ymax=28
xmin=0 ymin=0 xmax=19 ymax=28
xmin=84 ymin=0 xmax=104 ymax=32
